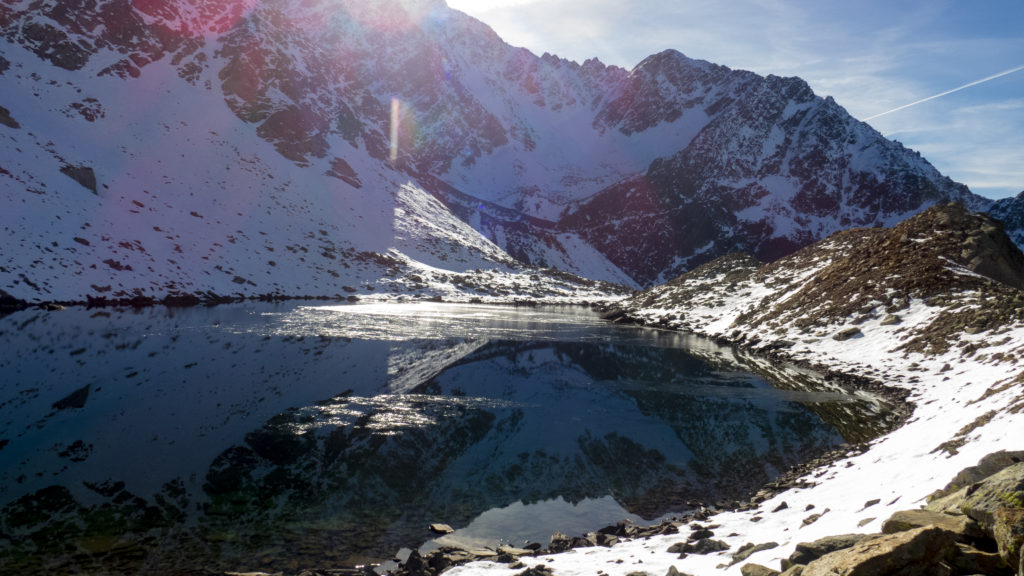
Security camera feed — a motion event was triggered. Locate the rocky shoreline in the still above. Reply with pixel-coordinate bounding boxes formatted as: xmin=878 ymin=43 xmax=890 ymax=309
xmin=205 ymin=450 xmax=1023 ymax=576
xmin=396 ymin=452 xmax=1024 ymax=576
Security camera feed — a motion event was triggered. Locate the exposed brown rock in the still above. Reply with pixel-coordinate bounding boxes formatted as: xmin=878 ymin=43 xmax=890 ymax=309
xmin=959 ymin=462 xmax=1024 ymax=567
xmin=740 ymin=563 xmax=780 ymax=576
xmin=783 ymin=534 xmax=871 ymax=570
xmin=881 ymin=509 xmax=986 ymax=543
xmin=952 ymin=542 xmax=1012 ymax=575
xmin=800 ymin=526 xmax=958 ymax=576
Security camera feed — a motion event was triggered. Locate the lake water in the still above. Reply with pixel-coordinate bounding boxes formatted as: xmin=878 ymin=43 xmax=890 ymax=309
xmin=0 ymin=302 xmax=897 ymax=574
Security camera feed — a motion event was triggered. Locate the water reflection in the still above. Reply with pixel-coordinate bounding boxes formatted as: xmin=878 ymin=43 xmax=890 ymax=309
xmin=0 ymin=303 xmax=898 ymax=574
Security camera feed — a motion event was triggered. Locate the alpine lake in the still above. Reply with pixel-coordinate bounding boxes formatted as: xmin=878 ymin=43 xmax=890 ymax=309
xmin=0 ymin=302 xmax=900 ymax=574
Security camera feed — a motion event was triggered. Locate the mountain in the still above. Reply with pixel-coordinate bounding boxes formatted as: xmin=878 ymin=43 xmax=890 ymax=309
xmin=991 ymin=190 xmax=1024 ymax=248
xmin=0 ymin=0 xmax=1020 ymax=300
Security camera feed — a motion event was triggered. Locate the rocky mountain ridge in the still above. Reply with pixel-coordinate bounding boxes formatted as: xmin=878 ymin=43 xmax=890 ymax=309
xmin=604 ymin=202 xmax=1024 ymax=360
xmin=2 ymin=0 xmax=1021 ymax=301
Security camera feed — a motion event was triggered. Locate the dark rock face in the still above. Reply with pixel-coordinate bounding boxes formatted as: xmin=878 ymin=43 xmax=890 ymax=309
xmin=0 ymin=105 xmax=19 ymax=128
xmin=59 ymin=164 xmax=97 ymax=194
xmin=560 ymin=54 xmax=983 ymax=285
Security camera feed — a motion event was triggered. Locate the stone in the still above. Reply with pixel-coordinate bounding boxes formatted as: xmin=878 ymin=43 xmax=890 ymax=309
xmin=667 ymin=542 xmax=688 ymax=554
xmin=930 ymin=451 xmax=1024 ymax=502
xmin=801 ymin=513 xmax=823 ymax=526
xmin=497 ymin=545 xmax=533 ymax=557
xmin=779 ymin=567 xmax=804 ymax=576
xmin=959 ymin=462 xmax=1024 ymax=566
xmin=739 ymin=563 xmax=780 ymax=576
xmin=881 ymin=509 xmax=986 ymax=542
xmin=428 ymin=523 xmax=454 ymax=535
xmin=800 ymin=526 xmax=958 ymax=576
xmin=784 ymin=534 xmax=871 ymax=569
xmin=832 ymin=327 xmax=862 ymax=341
xmin=926 ymin=486 xmax=970 ymax=515
xmin=403 ymin=550 xmax=426 ymax=576
xmin=732 ymin=542 xmax=779 ymax=564
xmin=515 ymin=565 xmax=555 ymax=576
xmin=993 ymin=506 xmax=1024 ymax=570
xmin=689 ymin=527 xmax=715 ymax=540
xmin=549 ymin=532 xmax=572 ymax=553
xmin=951 ymin=542 xmax=1012 ymax=574
xmin=684 ymin=538 xmax=730 ymax=554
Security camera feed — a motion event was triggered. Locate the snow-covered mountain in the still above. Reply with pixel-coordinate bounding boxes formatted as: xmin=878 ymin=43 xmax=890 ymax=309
xmin=991 ymin=190 xmax=1024 ymax=248
xmin=0 ymin=0 xmax=1019 ymax=298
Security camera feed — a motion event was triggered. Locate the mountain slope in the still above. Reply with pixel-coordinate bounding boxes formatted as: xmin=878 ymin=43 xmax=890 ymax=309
xmin=991 ymin=190 xmax=1024 ymax=248
xmin=0 ymin=0 xmax=1018 ymax=299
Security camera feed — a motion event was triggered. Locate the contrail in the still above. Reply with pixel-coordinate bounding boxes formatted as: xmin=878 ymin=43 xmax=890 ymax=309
xmin=864 ymin=64 xmax=1024 ymax=121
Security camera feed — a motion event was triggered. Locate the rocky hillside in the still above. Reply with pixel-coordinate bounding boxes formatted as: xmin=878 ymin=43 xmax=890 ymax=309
xmin=605 ymin=203 xmax=1024 ymax=357
xmin=1 ymin=0 xmax=1019 ymax=301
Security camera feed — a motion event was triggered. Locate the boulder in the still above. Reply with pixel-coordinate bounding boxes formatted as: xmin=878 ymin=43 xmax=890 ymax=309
xmin=800 ymin=526 xmax=957 ymax=576
xmin=929 ymin=451 xmax=1024 ymax=502
xmin=740 ymin=563 xmax=780 ymax=576
xmin=881 ymin=509 xmax=986 ymax=542
xmin=428 ymin=523 xmax=454 ymax=535
xmin=926 ymin=485 xmax=971 ymax=515
xmin=515 ymin=565 xmax=554 ymax=576
xmin=959 ymin=462 xmax=1024 ymax=567
xmin=783 ymin=534 xmax=871 ymax=570
xmin=731 ymin=542 xmax=779 ymax=565
xmin=951 ymin=542 xmax=1012 ymax=574
xmin=832 ymin=327 xmax=862 ymax=341
xmin=993 ymin=507 xmax=1024 ymax=571
xmin=684 ymin=538 xmax=730 ymax=554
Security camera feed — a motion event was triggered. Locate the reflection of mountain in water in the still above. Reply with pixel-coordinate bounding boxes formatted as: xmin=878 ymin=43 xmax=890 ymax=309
xmin=0 ymin=304 xmax=893 ymax=574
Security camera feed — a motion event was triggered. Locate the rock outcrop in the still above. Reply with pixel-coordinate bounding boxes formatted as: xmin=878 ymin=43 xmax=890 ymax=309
xmin=757 ymin=451 xmax=1024 ymax=576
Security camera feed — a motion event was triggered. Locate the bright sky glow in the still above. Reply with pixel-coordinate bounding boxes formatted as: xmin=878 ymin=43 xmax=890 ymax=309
xmin=447 ymin=0 xmax=1024 ymax=199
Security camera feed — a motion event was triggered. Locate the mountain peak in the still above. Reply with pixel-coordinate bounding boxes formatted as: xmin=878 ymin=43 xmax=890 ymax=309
xmin=633 ymin=48 xmax=715 ymax=74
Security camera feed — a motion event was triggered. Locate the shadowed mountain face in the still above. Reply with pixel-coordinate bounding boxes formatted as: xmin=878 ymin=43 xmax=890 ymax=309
xmin=0 ymin=303 xmax=897 ymax=574
xmin=1 ymin=0 xmax=1017 ymax=299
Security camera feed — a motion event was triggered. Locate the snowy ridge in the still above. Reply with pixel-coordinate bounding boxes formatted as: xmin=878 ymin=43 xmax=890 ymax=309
xmin=450 ymin=204 xmax=1024 ymax=576
xmin=0 ymin=40 xmax=623 ymax=303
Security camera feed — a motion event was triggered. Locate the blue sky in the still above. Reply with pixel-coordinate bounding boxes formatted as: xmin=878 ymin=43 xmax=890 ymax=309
xmin=446 ymin=0 xmax=1024 ymax=200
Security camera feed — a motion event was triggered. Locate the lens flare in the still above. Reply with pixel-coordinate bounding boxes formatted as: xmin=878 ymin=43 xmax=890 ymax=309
xmin=390 ymin=98 xmax=401 ymax=162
